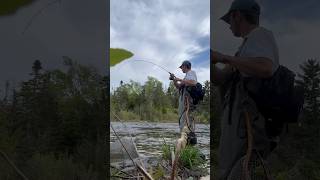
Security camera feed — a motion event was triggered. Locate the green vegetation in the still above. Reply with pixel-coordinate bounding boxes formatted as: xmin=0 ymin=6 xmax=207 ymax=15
xmin=151 ymin=164 xmax=166 ymax=180
xmin=161 ymin=140 xmax=172 ymax=161
xmin=269 ymin=59 xmax=320 ymax=179
xmin=110 ymin=48 xmax=134 ymax=66
xmin=158 ymin=142 xmax=207 ymax=179
xmin=0 ymin=58 xmax=107 ymax=179
xmin=179 ymin=145 xmax=205 ymax=170
xmin=111 ymin=77 xmax=210 ymax=123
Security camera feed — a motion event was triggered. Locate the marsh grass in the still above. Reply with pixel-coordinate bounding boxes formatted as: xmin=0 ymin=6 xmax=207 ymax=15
xmin=179 ymin=145 xmax=206 ymax=170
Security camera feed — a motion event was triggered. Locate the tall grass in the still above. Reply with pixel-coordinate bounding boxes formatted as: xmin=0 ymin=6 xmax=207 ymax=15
xmin=179 ymin=145 xmax=205 ymax=170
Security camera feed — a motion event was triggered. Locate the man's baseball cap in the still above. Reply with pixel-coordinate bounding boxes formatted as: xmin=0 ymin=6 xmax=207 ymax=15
xmin=179 ymin=60 xmax=191 ymax=68
xmin=220 ymin=0 xmax=260 ymax=24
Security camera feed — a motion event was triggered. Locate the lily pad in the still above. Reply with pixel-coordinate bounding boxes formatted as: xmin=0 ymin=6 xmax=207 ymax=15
xmin=110 ymin=48 xmax=134 ymax=67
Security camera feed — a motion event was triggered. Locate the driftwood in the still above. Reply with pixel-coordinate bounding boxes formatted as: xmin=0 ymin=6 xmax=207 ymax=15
xmin=136 ymin=162 xmax=154 ymax=180
xmin=171 ymin=126 xmax=190 ymax=180
xmin=111 ymin=104 xmax=208 ymax=180
xmin=171 ymin=95 xmax=192 ymax=180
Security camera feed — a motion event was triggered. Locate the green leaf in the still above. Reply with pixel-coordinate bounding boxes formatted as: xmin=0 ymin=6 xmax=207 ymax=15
xmin=0 ymin=0 xmax=35 ymax=16
xmin=110 ymin=48 xmax=134 ymax=67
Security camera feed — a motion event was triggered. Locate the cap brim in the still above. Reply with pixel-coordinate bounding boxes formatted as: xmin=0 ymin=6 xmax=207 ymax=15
xmin=220 ymin=12 xmax=231 ymax=24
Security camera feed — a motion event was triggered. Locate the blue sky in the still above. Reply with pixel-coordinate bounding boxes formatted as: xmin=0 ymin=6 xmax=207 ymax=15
xmin=110 ymin=0 xmax=210 ymax=90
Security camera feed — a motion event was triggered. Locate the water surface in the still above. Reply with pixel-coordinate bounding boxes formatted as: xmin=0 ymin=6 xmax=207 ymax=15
xmin=110 ymin=121 xmax=210 ymax=168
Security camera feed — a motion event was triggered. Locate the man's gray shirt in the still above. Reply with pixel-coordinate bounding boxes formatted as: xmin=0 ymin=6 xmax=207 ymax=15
xmin=178 ymin=70 xmax=197 ymax=131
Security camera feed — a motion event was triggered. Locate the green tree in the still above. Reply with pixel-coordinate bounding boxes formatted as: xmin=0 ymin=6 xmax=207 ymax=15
xmin=295 ymin=59 xmax=320 ymax=158
xmin=167 ymin=81 xmax=179 ymax=108
xmin=296 ymin=59 xmax=320 ymax=123
xmin=270 ymin=59 xmax=320 ymax=179
xmin=0 ymin=58 xmax=107 ymax=179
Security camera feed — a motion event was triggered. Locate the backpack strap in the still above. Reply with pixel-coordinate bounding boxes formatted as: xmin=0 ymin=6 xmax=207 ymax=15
xmin=227 ymin=38 xmax=249 ymax=125
xmin=228 ymin=70 xmax=241 ymax=125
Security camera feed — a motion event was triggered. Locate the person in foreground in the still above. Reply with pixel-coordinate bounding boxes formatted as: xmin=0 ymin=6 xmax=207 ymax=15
xmin=211 ymin=0 xmax=279 ymax=179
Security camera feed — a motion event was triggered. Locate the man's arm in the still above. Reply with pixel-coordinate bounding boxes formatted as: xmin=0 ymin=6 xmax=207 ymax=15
xmin=212 ymin=64 xmax=234 ymax=85
xmin=173 ymin=79 xmax=182 ymax=89
xmin=212 ymin=51 xmax=273 ymax=78
xmin=174 ymin=78 xmax=197 ymax=86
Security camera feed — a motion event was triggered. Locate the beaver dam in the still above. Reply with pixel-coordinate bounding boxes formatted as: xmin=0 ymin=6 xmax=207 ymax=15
xmin=110 ymin=122 xmax=210 ymax=179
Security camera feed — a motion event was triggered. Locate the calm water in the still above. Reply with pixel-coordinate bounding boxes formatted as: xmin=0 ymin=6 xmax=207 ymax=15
xmin=110 ymin=121 xmax=210 ymax=167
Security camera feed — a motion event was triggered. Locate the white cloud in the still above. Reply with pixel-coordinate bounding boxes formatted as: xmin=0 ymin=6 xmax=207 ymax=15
xmin=194 ymin=67 xmax=211 ymax=84
xmin=198 ymin=16 xmax=210 ymax=37
xmin=110 ymin=0 xmax=210 ymax=90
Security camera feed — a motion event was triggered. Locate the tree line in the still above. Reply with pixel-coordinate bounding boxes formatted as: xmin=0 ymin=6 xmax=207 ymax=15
xmin=110 ymin=77 xmax=210 ymax=123
xmin=0 ymin=58 xmax=107 ymax=179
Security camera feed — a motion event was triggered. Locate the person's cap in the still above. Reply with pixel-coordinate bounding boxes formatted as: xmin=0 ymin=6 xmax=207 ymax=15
xmin=221 ymin=0 xmax=260 ymax=24
xmin=179 ymin=60 xmax=191 ymax=68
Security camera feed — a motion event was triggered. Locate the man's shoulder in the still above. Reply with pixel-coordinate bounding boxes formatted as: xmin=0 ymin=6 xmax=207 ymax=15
xmin=189 ymin=70 xmax=196 ymax=74
xmin=188 ymin=70 xmax=197 ymax=77
xmin=248 ymin=26 xmax=274 ymax=40
xmin=185 ymin=70 xmax=197 ymax=81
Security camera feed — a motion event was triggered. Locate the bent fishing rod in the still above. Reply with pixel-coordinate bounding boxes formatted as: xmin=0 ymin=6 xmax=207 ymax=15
xmin=124 ymin=59 xmax=176 ymax=78
xmin=132 ymin=59 xmax=171 ymax=73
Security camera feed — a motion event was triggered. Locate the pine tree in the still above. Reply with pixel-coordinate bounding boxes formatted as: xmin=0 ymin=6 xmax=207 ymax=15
xmin=296 ymin=59 xmax=320 ymax=124
xmin=294 ymin=58 xmax=320 ymax=166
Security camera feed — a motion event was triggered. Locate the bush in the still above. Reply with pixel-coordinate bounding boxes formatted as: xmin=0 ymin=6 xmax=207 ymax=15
xmin=179 ymin=145 xmax=205 ymax=170
xmin=118 ymin=110 xmax=140 ymax=121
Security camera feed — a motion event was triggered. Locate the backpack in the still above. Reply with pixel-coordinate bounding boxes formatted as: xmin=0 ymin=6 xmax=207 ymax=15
xmin=186 ymin=83 xmax=205 ymax=105
xmin=243 ymin=65 xmax=305 ymax=137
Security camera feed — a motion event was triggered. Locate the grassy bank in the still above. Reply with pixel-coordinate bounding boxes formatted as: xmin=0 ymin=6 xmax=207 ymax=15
xmin=110 ymin=110 xmax=209 ymax=124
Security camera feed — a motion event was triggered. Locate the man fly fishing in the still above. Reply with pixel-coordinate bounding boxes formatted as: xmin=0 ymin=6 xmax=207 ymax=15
xmin=170 ymin=60 xmax=197 ymax=134
xmin=131 ymin=59 xmax=205 ymax=145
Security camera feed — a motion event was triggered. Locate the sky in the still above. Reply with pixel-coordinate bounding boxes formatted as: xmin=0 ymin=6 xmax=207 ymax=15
xmin=212 ymin=0 xmax=320 ymax=73
xmin=0 ymin=0 xmax=107 ymax=95
xmin=110 ymin=0 xmax=210 ymax=90
xmin=1 ymin=0 xmax=318 ymax=95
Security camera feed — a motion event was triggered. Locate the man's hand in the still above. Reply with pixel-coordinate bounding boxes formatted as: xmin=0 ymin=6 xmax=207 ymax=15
xmin=174 ymin=77 xmax=183 ymax=83
xmin=169 ymin=73 xmax=175 ymax=80
xmin=211 ymin=49 xmax=228 ymax=64
xmin=173 ymin=76 xmax=183 ymax=89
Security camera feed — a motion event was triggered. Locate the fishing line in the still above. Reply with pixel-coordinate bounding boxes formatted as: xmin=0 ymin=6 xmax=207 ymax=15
xmin=111 ymin=59 xmax=175 ymax=76
xmin=132 ymin=60 xmax=172 ymax=74
xmin=111 ymin=111 xmax=135 ymax=140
